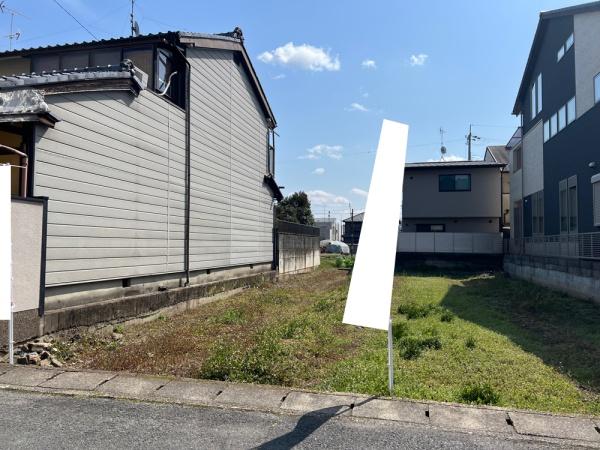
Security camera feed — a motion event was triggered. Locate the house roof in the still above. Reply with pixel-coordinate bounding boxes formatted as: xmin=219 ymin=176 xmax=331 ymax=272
xmin=513 ymin=1 xmax=600 ymax=115
xmin=0 ymin=29 xmax=276 ymax=126
xmin=405 ymin=160 xmax=505 ymax=169
xmin=485 ymin=146 xmax=509 ymax=165
xmin=343 ymin=212 xmax=365 ymax=222
xmin=0 ymin=63 xmax=146 ymax=90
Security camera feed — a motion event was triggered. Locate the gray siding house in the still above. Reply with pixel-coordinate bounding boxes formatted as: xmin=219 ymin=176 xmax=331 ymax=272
xmin=0 ymin=30 xmax=283 ymax=329
xmin=398 ymin=161 xmax=505 ymax=255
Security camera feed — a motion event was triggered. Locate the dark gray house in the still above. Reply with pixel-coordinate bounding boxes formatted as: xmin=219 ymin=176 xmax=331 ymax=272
xmin=0 ymin=29 xmax=283 ymax=337
xmin=509 ymin=1 xmax=600 ymax=257
xmin=506 ymin=1 xmax=600 ymax=303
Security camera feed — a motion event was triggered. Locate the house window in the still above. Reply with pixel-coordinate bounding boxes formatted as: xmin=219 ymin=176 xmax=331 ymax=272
xmin=416 ymin=224 xmax=445 ymax=232
xmin=560 ymin=177 xmax=578 ymax=234
xmin=531 ymin=190 xmax=544 ymax=235
xmin=267 ymin=130 xmax=275 ymax=175
xmin=537 ymin=73 xmax=543 ymax=113
xmin=531 ymin=85 xmax=537 ymax=120
xmin=566 ymin=33 xmax=574 ymax=51
xmin=543 ymin=121 xmax=550 ymax=142
xmin=593 ymin=175 xmax=600 ymax=227
xmin=567 ymin=97 xmax=576 ymax=124
xmin=550 ymin=113 xmax=558 ymax=138
xmin=568 ymin=177 xmax=578 ymax=233
xmin=155 ymin=48 xmax=173 ymax=94
xmin=558 ymin=105 xmax=566 ymax=132
xmin=557 ymin=45 xmax=565 ymax=62
xmin=559 ymin=180 xmax=568 ymax=233
xmin=595 ymin=73 xmax=600 ymax=104
xmin=513 ymin=146 xmax=522 ymax=171
xmin=439 ymin=174 xmax=471 ymax=192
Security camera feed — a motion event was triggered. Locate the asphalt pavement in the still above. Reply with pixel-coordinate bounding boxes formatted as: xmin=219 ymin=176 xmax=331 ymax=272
xmin=0 ymin=390 xmax=570 ymax=449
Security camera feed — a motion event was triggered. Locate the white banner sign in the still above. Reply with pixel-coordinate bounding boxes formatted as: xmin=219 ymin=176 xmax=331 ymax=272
xmin=343 ymin=120 xmax=408 ymax=330
xmin=0 ymin=165 xmax=11 ymax=321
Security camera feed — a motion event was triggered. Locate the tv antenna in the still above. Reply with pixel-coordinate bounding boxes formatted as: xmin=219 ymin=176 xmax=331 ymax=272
xmin=0 ymin=2 xmax=28 ymax=50
xmin=439 ymin=127 xmax=447 ymax=161
xmin=130 ymin=0 xmax=140 ymax=37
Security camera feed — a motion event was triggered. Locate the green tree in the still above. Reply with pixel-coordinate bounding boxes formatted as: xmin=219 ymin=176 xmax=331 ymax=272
xmin=276 ymin=191 xmax=315 ymax=225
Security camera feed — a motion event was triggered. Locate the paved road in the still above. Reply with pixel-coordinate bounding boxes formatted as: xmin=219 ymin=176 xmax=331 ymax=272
xmin=0 ymin=391 xmax=565 ymax=449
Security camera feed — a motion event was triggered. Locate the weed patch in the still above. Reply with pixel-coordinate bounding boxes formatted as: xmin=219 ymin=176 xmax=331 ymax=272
xmin=398 ymin=302 xmax=438 ymax=319
xmin=460 ymin=383 xmax=500 ymax=405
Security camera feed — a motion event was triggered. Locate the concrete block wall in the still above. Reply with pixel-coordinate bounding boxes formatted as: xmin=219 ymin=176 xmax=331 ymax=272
xmin=278 ymin=233 xmax=320 ymax=274
xmin=504 ymin=254 xmax=600 ymax=304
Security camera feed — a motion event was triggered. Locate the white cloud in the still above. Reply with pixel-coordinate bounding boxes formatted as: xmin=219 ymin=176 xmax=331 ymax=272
xmin=312 ymin=167 xmax=325 ymax=175
xmin=300 ymin=144 xmax=343 ymax=160
xmin=409 ymin=53 xmax=429 ymax=66
xmin=307 ymin=190 xmax=350 ymax=207
xmin=351 ymin=188 xmax=368 ymax=198
xmin=347 ymin=102 xmax=369 ymax=112
xmin=427 ymin=154 xmax=465 ymax=162
xmin=272 ymin=73 xmax=286 ymax=80
xmin=361 ymin=59 xmax=376 ymax=69
xmin=258 ymin=42 xmax=341 ymax=71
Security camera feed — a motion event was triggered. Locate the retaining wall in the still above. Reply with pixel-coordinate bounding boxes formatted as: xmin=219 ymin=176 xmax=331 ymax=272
xmin=504 ymin=254 xmax=600 ymax=304
xmin=278 ymin=233 xmax=320 ymax=275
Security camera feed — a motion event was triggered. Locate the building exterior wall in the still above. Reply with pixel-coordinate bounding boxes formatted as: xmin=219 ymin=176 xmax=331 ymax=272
xmin=522 ymin=120 xmax=544 ymax=197
xmin=402 ymin=166 xmax=502 ymax=222
xmin=34 ymin=89 xmax=187 ymax=287
xmin=574 ymin=11 xmax=600 ymax=118
xmin=187 ymin=47 xmax=274 ymax=272
xmin=401 ymin=217 xmax=499 ymax=233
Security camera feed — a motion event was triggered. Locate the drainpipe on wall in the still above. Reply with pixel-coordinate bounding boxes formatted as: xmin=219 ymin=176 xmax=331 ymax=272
xmin=169 ymin=42 xmax=191 ymax=286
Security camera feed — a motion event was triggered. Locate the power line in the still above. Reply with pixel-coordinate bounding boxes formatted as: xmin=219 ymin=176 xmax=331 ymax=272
xmin=51 ymin=0 xmax=97 ymax=40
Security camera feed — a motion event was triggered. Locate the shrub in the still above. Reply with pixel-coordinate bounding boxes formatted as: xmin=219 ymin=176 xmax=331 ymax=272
xmin=392 ymin=321 xmax=409 ymax=340
xmin=113 ymin=324 xmax=124 ymax=334
xmin=459 ymin=383 xmax=500 ymax=405
xmin=398 ymin=302 xmax=438 ymax=320
xmin=398 ymin=330 xmax=442 ymax=359
xmin=335 ymin=256 xmax=355 ymax=269
xmin=440 ymin=310 xmax=455 ymax=323
xmin=465 ymin=336 xmax=477 ymax=349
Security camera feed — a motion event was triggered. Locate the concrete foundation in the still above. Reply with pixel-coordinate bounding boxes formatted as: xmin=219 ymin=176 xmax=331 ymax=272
xmin=42 ymin=271 xmax=275 ymax=335
xmin=504 ymin=254 xmax=600 ymax=304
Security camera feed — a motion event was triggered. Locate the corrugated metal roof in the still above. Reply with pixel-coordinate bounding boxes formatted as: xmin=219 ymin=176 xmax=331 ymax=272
xmin=405 ymin=160 xmax=505 ymax=169
xmin=0 ymin=30 xmax=242 ymax=58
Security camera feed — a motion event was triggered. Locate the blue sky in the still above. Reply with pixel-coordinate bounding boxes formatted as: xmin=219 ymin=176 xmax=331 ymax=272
xmin=2 ymin=0 xmax=584 ymax=220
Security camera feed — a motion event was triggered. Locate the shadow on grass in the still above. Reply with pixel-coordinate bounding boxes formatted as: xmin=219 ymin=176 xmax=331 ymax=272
xmin=440 ymin=273 xmax=600 ymax=393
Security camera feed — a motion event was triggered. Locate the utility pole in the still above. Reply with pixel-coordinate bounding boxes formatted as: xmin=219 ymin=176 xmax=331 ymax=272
xmin=466 ymin=124 xmax=480 ymax=161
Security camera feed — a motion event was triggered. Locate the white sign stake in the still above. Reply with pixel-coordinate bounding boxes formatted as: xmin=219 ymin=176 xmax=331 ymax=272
xmin=0 ymin=165 xmax=12 ymax=364
xmin=342 ymin=120 xmax=408 ymax=394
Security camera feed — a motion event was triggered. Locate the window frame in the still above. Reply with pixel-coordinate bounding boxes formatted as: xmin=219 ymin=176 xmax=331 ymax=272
xmin=595 ymin=72 xmax=600 ymax=105
xmin=438 ymin=174 xmax=471 ymax=192
xmin=543 ymin=120 xmax=550 ymax=142
xmin=566 ymin=33 xmax=574 ymax=51
xmin=557 ymin=45 xmax=565 ymax=62
xmin=558 ymin=105 xmax=566 ymax=132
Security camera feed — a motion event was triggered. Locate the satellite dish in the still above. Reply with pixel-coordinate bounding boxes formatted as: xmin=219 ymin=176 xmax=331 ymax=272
xmin=133 ymin=21 xmax=140 ymax=37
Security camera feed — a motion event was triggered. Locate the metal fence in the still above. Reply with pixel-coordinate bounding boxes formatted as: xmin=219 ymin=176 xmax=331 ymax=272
xmin=509 ymin=232 xmax=600 ymax=260
xmin=397 ymin=232 xmax=504 ymax=255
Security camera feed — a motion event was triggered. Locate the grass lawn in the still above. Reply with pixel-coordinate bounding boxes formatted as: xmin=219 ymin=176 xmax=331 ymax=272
xmin=63 ymin=256 xmax=600 ymax=415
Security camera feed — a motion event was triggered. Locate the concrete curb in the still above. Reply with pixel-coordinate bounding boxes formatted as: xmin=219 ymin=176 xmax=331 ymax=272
xmin=0 ymin=364 xmax=598 ymax=447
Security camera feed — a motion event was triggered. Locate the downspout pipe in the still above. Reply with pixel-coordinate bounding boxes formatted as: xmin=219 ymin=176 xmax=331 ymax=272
xmin=169 ymin=42 xmax=191 ymax=286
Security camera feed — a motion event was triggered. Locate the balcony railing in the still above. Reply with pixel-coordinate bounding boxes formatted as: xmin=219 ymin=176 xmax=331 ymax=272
xmin=509 ymin=232 xmax=600 ymax=260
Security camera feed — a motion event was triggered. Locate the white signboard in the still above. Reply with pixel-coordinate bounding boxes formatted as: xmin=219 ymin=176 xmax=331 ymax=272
xmin=0 ymin=165 xmax=11 ymax=321
xmin=343 ymin=120 xmax=408 ymax=330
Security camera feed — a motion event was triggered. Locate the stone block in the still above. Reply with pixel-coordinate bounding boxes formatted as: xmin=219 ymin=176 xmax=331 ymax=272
xmin=509 ymin=412 xmax=600 ymax=442
xmin=429 ymin=405 xmax=513 ymax=433
xmin=154 ymin=379 xmax=224 ymax=404
xmin=215 ymin=383 xmax=289 ymax=411
xmin=281 ymin=391 xmax=355 ymax=416
xmin=40 ymin=371 xmax=114 ymax=391
xmin=352 ymin=398 xmax=429 ymax=424
xmin=97 ymin=375 xmax=167 ymax=398
xmin=0 ymin=366 xmax=61 ymax=386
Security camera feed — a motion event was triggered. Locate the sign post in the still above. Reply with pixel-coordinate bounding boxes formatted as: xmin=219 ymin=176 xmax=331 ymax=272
xmin=342 ymin=120 xmax=408 ymax=395
xmin=0 ymin=165 xmax=12 ymax=364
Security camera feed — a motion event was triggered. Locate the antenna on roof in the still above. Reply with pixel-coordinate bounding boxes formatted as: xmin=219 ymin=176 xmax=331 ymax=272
xmin=130 ymin=0 xmax=140 ymax=37
xmin=0 ymin=1 xmax=28 ymax=51
xmin=439 ymin=127 xmax=447 ymax=161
